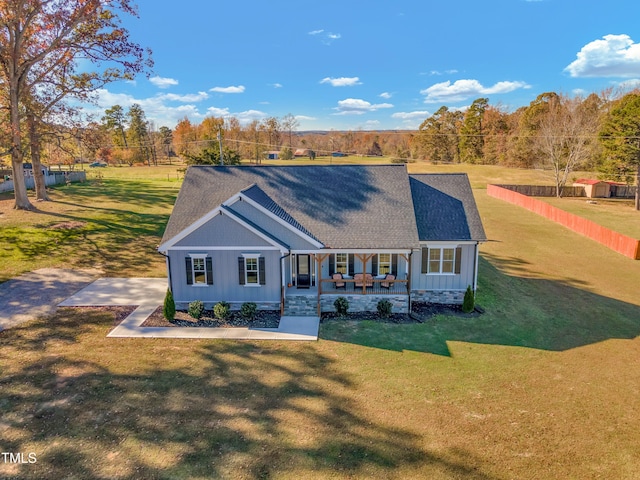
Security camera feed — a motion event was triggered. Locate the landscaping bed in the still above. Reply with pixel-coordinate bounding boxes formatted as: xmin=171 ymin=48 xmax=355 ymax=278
xmin=141 ymin=307 xmax=280 ymax=328
xmin=321 ymin=302 xmax=482 ymax=323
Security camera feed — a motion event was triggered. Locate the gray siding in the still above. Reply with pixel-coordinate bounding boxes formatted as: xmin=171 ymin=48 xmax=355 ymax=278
xmin=410 ymin=244 xmax=476 ymax=291
xmin=169 ymin=249 xmax=281 ymax=305
xmin=228 ymin=200 xmax=319 ymax=250
xmin=174 ymin=212 xmax=273 ymax=247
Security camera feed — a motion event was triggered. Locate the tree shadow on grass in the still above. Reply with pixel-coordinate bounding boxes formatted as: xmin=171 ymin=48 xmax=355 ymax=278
xmin=321 ymin=255 xmax=640 ymax=356
xmin=0 ymin=310 xmax=499 ymax=479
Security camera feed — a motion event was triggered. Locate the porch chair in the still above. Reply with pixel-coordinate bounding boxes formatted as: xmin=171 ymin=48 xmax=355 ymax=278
xmin=332 ymin=273 xmax=346 ymax=290
xmin=380 ymin=274 xmax=395 ymax=289
xmin=355 ymin=273 xmax=374 ymax=288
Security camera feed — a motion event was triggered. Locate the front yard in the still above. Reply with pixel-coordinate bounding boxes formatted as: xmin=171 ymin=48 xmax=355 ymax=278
xmin=1 ymin=165 xmax=639 ymax=479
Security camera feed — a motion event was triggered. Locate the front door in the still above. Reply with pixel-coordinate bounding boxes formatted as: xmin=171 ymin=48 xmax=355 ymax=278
xmin=296 ymin=254 xmax=311 ymax=288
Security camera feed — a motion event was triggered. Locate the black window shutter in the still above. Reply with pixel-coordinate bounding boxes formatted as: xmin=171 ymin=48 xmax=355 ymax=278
xmin=329 ymin=254 xmax=335 ymax=276
xmin=392 ymin=254 xmax=398 ymax=276
xmin=259 ymin=257 xmax=266 ymax=285
xmin=185 ymin=257 xmax=193 ymax=285
xmin=238 ymin=257 xmax=245 ymax=285
xmin=206 ymin=257 xmax=214 ymax=285
xmin=348 ymin=254 xmax=355 ymax=275
xmin=455 ymin=247 xmax=462 ymax=274
xmin=371 ymin=255 xmax=378 ymax=275
xmin=421 ymin=248 xmax=428 ymax=274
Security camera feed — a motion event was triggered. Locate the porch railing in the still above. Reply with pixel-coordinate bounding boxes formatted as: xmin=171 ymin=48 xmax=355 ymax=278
xmin=319 ymin=277 xmax=408 ymax=295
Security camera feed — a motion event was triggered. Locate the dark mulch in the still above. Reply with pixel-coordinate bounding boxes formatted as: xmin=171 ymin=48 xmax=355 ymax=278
xmin=321 ymin=302 xmax=482 ymax=324
xmin=141 ymin=307 xmax=280 ymax=329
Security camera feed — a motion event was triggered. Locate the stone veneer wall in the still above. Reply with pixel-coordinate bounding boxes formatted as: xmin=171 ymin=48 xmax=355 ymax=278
xmin=320 ymin=294 xmax=409 ymax=314
xmin=410 ymin=290 xmax=465 ymax=304
xmin=283 ymin=295 xmax=317 ymax=316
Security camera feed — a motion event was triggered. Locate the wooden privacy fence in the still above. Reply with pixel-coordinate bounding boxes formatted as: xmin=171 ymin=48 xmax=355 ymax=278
xmin=495 ymin=183 xmax=637 ymax=198
xmin=487 ymin=184 xmax=640 ymax=260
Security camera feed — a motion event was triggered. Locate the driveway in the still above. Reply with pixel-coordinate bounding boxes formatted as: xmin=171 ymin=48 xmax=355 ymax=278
xmin=0 ymin=268 xmax=98 ymax=331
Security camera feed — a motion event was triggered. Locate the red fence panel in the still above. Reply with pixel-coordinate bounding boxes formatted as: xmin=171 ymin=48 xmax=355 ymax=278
xmin=487 ymin=184 xmax=640 ymax=260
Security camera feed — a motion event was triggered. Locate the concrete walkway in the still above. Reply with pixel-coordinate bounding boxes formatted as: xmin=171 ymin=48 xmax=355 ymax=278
xmin=59 ymin=277 xmax=319 ymax=341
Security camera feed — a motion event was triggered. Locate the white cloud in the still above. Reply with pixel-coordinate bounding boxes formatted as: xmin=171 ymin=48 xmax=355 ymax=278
xmin=391 ymin=111 xmax=430 ymax=120
xmin=379 ymin=92 xmax=392 ymax=99
xmin=320 ymin=77 xmax=362 ymax=87
xmin=420 ymin=79 xmax=530 ymax=103
xmin=206 ymin=106 xmax=231 ymax=117
xmin=149 ymin=76 xmax=178 ymax=88
xmin=295 ymin=115 xmax=316 ymax=121
xmin=161 ymin=92 xmax=209 ymax=102
xmin=565 ymin=34 xmax=640 ymax=78
xmin=425 ymin=69 xmax=459 ymax=76
xmin=210 ymin=85 xmax=246 ymax=94
xmin=271 ymin=83 xmax=283 ymax=88
xmin=333 ymin=98 xmax=394 ymax=115
xmin=309 ymin=29 xmax=341 ymax=45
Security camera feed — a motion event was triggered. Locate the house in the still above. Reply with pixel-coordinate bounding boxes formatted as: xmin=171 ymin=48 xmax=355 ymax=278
xmin=573 ymin=179 xmax=611 ymax=198
xmin=266 ymin=151 xmax=280 ymax=160
xmin=158 ymin=165 xmax=486 ymax=315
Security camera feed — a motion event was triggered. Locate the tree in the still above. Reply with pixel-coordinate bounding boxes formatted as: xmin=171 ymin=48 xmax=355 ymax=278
xmin=103 ymin=105 xmax=128 ymax=147
xmin=126 ymin=104 xmax=149 ymax=165
xmin=459 ymin=98 xmax=487 ymax=164
xmin=535 ymin=94 xmax=599 ymax=197
xmin=281 ymin=113 xmax=299 ymax=148
xmin=418 ymin=106 xmax=462 ymax=163
xmin=0 ymin=0 xmax=151 ymax=210
xmin=599 ymin=91 xmax=640 ymax=210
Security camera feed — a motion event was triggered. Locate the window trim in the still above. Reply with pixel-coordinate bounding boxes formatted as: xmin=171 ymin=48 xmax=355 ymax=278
xmin=335 ymin=253 xmax=349 ymax=275
xmin=424 ymin=247 xmax=458 ymax=275
xmin=377 ymin=253 xmax=392 ymax=276
xmin=188 ymin=253 xmax=212 ymax=286
xmin=241 ymin=253 xmax=262 ymax=287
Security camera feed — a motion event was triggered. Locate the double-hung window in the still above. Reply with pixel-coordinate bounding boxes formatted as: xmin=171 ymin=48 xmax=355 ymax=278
xmin=335 ymin=253 xmax=348 ymax=275
xmin=378 ymin=253 xmax=392 ymax=275
xmin=422 ymin=247 xmax=460 ymax=275
xmin=186 ymin=254 xmax=213 ymax=285
xmin=239 ymin=254 xmax=265 ymax=286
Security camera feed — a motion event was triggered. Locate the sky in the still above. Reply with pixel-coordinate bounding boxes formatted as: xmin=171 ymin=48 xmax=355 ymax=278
xmin=88 ymin=0 xmax=640 ymax=131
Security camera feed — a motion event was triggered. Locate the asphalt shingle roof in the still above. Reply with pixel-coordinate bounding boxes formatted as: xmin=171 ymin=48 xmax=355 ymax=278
xmin=409 ymin=173 xmax=487 ymax=242
xmin=160 ymin=165 xmax=486 ymax=250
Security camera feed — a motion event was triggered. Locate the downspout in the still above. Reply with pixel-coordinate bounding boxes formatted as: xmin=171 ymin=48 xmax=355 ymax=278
xmin=157 ymin=250 xmax=173 ymax=293
xmin=280 ymin=252 xmax=290 ymax=315
xmin=473 ymin=242 xmax=480 ymax=293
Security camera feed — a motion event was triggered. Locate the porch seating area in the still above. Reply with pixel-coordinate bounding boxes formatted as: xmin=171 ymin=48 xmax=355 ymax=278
xmin=320 ymin=273 xmax=408 ymax=295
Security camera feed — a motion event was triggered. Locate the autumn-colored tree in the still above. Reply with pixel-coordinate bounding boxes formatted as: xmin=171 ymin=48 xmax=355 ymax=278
xmin=0 ymin=0 xmax=151 ymax=210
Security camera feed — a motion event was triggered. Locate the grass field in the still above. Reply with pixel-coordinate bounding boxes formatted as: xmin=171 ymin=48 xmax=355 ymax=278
xmin=1 ymin=162 xmax=640 ymax=479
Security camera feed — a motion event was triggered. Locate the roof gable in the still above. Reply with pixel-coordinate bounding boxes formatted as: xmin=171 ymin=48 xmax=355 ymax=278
xmin=409 ymin=174 xmax=486 ymax=242
xmin=161 ymin=165 xmax=421 ymax=249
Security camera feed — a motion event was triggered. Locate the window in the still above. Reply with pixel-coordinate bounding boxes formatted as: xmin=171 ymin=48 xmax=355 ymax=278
xmin=378 ymin=253 xmax=391 ymax=275
xmin=246 ymin=257 xmax=259 ymax=284
xmin=186 ymin=255 xmax=213 ymax=285
xmin=422 ymin=247 xmax=461 ymax=275
xmin=335 ymin=253 xmax=348 ymax=275
xmin=239 ymin=255 xmax=266 ymax=286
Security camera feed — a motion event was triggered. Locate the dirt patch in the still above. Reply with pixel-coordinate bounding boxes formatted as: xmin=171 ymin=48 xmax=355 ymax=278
xmin=48 ymin=221 xmax=87 ymax=230
xmin=142 ymin=307 xmax=280 ymax=329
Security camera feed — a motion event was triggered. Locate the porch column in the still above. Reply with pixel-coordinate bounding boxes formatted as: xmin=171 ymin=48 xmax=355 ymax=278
xmin=355 ymin=253 xmax=374 ymax=294
xmin=315 ymin=254 xmax=328 ymax=316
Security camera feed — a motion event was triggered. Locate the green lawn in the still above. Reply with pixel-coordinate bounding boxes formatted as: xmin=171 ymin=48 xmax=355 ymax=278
xmin=1 ymin=163 xmax=639 ymax=479
xmin=540 ymin=196 xmax=640 ymax=239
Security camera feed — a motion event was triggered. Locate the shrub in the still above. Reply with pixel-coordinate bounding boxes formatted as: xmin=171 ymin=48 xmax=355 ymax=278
xmin=240 ymin=302 xmax=257 ymax=320
xmin=377 ymin=299 xmax=393 ymax=318
xmin=462 ymin=285 xmax=475 ymax=313
xmin=334 ymin=296 xmax=349 ymax=316
xmin=163 ymin=289 xmax=175 ymax=321
xmin=213 ymin=301 xmax=231 ymax=320
xmin=188 ymin=300 xmax=205 ymax=319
